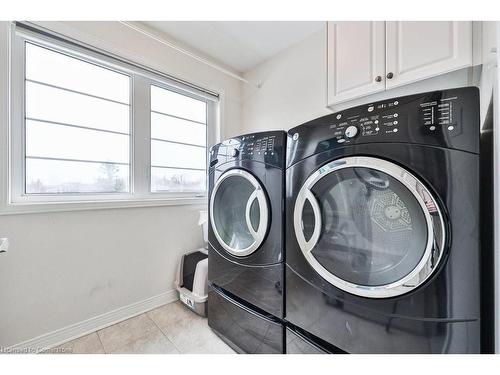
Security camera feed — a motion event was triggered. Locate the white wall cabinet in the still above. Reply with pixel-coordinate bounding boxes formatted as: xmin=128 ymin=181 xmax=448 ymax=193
xmin=385 ymin=22 xmax=472 ymax=89
xmin=327 ymin=22 xmax=386 ymax=104
xmin=327 ymin=21 xmax=473 ymax=107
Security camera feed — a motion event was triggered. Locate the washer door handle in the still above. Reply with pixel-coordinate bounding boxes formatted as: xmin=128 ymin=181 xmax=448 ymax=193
xmin=295 ymin=189 xmax=322 ymax=254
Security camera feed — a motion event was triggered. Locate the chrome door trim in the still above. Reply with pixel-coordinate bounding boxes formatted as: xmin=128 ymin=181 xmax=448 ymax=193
xmin=210 ymin=169 xmax=269 ymax=257
xmin=293 ymin=156 xmax=446 ymax=299
xmin=245 ymin=190 xmax=259 ymax=239
xmin=294 ymin=189 xmax=322 ymax=254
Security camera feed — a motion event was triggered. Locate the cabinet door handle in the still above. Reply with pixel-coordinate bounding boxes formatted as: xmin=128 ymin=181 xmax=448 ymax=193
xmin=374 ymin=75 xmax=382 ymax=82
xmin=386 ymin=72 xmax=394 ymax=79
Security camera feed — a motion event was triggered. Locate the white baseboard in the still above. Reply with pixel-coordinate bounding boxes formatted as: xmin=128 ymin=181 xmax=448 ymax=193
xmin=8 ymin=289 xmax=178 ymax=353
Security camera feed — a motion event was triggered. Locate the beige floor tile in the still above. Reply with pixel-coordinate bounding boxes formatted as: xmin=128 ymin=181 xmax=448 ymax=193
xmin=97 ymin=313 xmax=159 ymax=353
xmin=109 ymin=329 xmax=179 ymax=354
xmin=147 ymin=302 xmax=235 ymax=354
xmin=183 ymin=333 xmax=236 ymax=354
xmin=42 ymin=301 xmax=235 ymax=355
xmin=51 ymin=332 xmax=105 ymax=354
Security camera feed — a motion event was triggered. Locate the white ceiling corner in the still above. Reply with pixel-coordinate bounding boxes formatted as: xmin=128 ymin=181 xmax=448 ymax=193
xmin=140 ymin=21 xmax=325 ymax=72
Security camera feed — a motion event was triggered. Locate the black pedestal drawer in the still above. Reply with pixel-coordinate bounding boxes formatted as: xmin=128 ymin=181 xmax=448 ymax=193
xmin=208 ymin=284 xmax=284 ymax=354
xmin=286 ymin=327 xmax=327 ymax=354
xmin=286 ymin=325 xmax=347 ymax=354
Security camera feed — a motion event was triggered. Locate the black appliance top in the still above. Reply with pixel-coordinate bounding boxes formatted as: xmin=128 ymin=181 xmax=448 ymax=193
xmin=209 ymin=130 xmax=287 ymax=170
xmin=287 ymin=87 xmax=480 ymax=167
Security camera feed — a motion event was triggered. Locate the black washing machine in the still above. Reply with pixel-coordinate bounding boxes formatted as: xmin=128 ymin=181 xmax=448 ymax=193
xmin=285 ymin=87 xmax=481 ymax=353
xmin=208 ymin=130 xmax=286 ymax=353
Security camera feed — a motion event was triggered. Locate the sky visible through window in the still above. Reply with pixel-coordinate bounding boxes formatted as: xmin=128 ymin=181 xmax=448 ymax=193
xmin=24 ymin=42 xmax=131 ymax=194
xmin=23 ymin=42 xmax=209 ymax=196
xmin=150 ymin=85 xmax=207 ymax=193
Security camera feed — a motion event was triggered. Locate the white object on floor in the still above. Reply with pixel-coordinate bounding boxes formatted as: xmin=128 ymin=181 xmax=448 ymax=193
xmin=0 ymin=237 xmax=9 ymax=253
xmin=198 ymin=210 xmax=208 ymax=249
xmin=175 ymin=248 xmax=208 ymax=317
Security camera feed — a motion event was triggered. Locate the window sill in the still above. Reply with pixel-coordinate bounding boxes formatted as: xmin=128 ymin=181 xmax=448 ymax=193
xmin=0 ymin=196 xmax=208 ymax=216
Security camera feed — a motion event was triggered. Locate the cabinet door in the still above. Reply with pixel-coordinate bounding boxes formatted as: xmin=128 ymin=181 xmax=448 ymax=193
xmin=385 ymin=21 xmax=472 ymax=89
xmin=327 ymin=21 xmax=385 ymax=106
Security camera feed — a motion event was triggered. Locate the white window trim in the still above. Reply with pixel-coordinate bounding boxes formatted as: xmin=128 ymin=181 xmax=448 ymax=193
xmin=4 ymin=23 xmax=219 ymax=215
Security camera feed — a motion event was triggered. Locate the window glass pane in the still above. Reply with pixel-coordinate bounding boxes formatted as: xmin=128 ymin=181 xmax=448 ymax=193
xmin=151 ymin=112 xmax=206 ymax=146
xmin=151 ymin=167 xmax=205 ymax=192
xmin=26 ymin=158 xmax=129 ymax=194
xmin=26 ymin=43 xmax=130 ymax=104
xmin=23 ymin=41 xmax=132 ymax=196
xmin=26 ymin=120 xmax=129 ymax=164
xmin=151 ymin=85 xmax=206 ymax=123
xmin=26 ymin=81 xmax=129 ymax=134
xmin=150 ymin=84 xmax=208 ymax=194
xmin=151 ymin=140 xmax=206 ymax=170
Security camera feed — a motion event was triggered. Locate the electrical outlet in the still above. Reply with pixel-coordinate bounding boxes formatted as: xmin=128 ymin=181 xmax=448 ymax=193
xmin=0 ymin=238 xmax=9 ymax=253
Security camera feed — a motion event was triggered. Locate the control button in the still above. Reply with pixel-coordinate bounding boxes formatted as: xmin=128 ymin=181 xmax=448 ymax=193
xmin=292 ymin=133 xmax=299 ymax=141
xmin=393 ymin=120 xmax=398 ymax=125
xmin=230 ymin=148 xmax=239 ymax=157
xmin=394 ymin=101 xmax=399 ymax=105
xmin=430 ymin=126 xmax=436 ymax=131
xmin=448 ymin=125 xmax=454 ymax=131
xmin=374 ymin=120 xmax=379 ymax=124
xmin=375 ymin=127 xmax=380 ymax=131
xmin=336 ymin=114 xmax=342 ymax=120
xmin=393 ymin=128 xmax=398 ymax=133
xmin=394 ymin=113 xmax=399 ymax=118
xmin=337 ymin=139 xmax=346 ymax=143
xmin=368 ymin=106 xmax=374 ymax=112
xmin=345 ymin=125 xmax=358 ymax=138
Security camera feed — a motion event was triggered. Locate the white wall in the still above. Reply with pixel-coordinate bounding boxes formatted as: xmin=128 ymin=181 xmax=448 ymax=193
xmin=241 ymin=26 xmax=474 ymax=133
xmin=242 ymin=28 xmax=330 ymax=133
xmin=0 ymin=21 xmax=243 ymax=347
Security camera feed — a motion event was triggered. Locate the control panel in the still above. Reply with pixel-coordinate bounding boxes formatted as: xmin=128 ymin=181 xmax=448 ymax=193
xmin=209 ymin=130 xmax=286 ymax=169
xmin=323 ymin=99 xmax=407 ymax=145
xmin=287 ymin=87 xmax=479 ymax=166
xmin=222 ymin=133 xmax=279 ymax=157
xmin=419 ymin=96 xmax=459 ymax=132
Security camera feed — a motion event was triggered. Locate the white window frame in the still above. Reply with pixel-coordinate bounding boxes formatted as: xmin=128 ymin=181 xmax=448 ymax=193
xmin=8 ymin=24 xmax=219 ymax=213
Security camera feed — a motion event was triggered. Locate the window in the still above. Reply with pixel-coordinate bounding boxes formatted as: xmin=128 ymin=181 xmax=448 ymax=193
xmin=150 ymin=85 xmax=207 ymax=193
xmin=9 ymin=24 xmax=218 ymax=209
xmin=24 ymin=43 xmax=131 ymax=194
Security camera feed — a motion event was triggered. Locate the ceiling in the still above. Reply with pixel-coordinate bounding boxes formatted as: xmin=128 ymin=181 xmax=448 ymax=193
xmin=141 ymin=21 xmax=325 ymax=72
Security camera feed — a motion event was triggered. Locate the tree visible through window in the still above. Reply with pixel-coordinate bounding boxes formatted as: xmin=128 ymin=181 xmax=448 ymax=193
xmin=11 ymin=28 xmax=217 ymax=205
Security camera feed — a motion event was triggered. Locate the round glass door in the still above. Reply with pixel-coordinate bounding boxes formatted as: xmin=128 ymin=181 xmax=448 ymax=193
xmin=294 ymin=156 xmax=445 ymax=298
xmin=210 ymin=169 xmax=269 ymax=257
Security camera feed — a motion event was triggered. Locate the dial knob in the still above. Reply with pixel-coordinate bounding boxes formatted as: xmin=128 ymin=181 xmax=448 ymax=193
xmin=345 ymin=125 xmax=359 ymax=138
xmin=230 ymin=148 xmax=239 ymax=157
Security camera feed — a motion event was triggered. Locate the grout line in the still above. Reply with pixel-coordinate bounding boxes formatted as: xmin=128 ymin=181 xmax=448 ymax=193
xmin=95 ymin=330 xmax=107 ymax=354
xmin=145 ymin=307 xmax=183 ymax=354
xmin=100 ymin=313 xmax=164 ymax=354
xmin=65 ymin=300 xmax=197 ymax=354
